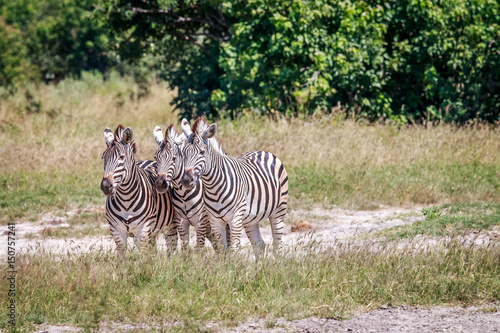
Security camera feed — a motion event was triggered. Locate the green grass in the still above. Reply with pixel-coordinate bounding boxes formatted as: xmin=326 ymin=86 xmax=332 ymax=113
xmin=1 ymin=74 xmax=499 ymax=222
xmin=2 ymin=161 xmax=498 ymax=224
xmin=290 ymin=163 xmax=500 ymax=210
xmin=1 ymin=239 xmax=499 ymax=331
xmin=377 ymin=203 xmax=500 ymax=240
xmin=0 ymin=171 xmax=104 ymax=224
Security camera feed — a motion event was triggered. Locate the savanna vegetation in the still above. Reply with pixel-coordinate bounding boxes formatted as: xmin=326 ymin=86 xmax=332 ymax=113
xmin=0 ymin=0 xmax=499 ymax=331
xmin=2 ymin=238 xmax=500 ymax=331
xmin=0 ymin=74 xmax=499 ymax=224
xmin=1 ymin=0 xmax=499 ymax=122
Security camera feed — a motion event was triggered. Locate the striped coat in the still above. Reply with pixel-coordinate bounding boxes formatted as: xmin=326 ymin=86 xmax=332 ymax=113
xmin=180 ymin=118 xmax=288 ymax=258
xmin=100 ymin=125 xmax=175 ymax=251
xmin=153 ymin=123 xmax=212 ymax=250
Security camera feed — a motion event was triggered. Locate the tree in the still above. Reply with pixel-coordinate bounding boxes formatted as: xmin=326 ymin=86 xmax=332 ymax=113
xmin=1 ymin=0 xmax=114 ymax=83
xmin=0 ymin=17 xmax=35 ymax=93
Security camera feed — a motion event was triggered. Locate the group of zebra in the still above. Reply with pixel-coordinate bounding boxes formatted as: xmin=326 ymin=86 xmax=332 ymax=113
xmin=100 ymin=117 xmax=288 ymax=258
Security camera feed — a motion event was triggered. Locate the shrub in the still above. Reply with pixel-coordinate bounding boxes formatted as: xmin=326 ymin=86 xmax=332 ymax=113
xmin=103 ymin=0 xmax=500 ymax=123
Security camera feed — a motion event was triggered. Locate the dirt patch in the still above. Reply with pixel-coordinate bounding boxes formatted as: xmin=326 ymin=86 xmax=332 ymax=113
xmin=1 ymin=207 xmax=424 ymax=256
xmin=226 ymin=305 xmax=500 ymax=332
xmin=35 ymin=305 xmax=500 ymax=332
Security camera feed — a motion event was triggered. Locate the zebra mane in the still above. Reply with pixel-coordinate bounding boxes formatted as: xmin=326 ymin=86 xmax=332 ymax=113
xmin=114 ymin=124 xmax=137 ymax=153
xmin=191 ymin=117 xmax=209 ymax=138
xmin=191 ymin=117 xmax=226 ymax=155
xmin=165 ymin=124 xmax=178 ymax=140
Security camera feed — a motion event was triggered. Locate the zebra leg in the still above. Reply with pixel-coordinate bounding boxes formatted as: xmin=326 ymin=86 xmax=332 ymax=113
xmin=109 ymin=224 xmax=128 ymax=253
xmin=205 ymin=223 xmax=216 ymax=249
xmin=194 ymin=216 xmax=207 ymax=250
xmin=148 ymin=235 xmax=157 ymax=250
xmin=164 ymin=223 xmax=179 ymax=254
xmin=210 ymin=219 xmax=229 ymax=252
xmin=228 ymin=218 xmax=244 ymax=253
xmin=225 ymin=223 xmax=231 ymax=248
xmin=269 ymin=210 xmax=286 ymax=252
xmin=244 ymin=223 xmax=265 ymax=260
xmin=134 ymin=224 xmax=152 ymax=252
xmin=178 ymin=218 xmax=190 ymax=251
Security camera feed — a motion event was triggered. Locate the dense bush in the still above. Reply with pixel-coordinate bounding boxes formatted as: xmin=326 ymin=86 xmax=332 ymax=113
xmin=0 ymin=17 xmax=34 ymax=94
xmin=1 ymin=0 xmax=498 ymax=123
xmin=0 ymin=0 xmax=113 ymax=84
xmin=102 ymin=0 xmax=499 ymax=123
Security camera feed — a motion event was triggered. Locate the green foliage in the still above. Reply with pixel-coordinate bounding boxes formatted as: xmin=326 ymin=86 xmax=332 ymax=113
xmin=381 ymin=203 xmax=500 ymax=240
xmin=0 ymin=17 xmax=35 ymax=94
xmin=100 ymin=0 xmax=230 ymax=119
xmin=1 ymin=0 xmax=499 ymax=122
xmin=422 ymin=206 xmax=443 ymax=220
xmin=103 ymin=0 xmax=500 ymax=123
xmin=0 ymin=0 xmax=113 ymax=85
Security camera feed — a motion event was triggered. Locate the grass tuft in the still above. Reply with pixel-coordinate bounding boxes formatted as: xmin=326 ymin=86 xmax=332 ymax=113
xmin=1 ymin=239 xmax=499 ymax=331
xmin=377 ymin=203 xmax=500 ymax=240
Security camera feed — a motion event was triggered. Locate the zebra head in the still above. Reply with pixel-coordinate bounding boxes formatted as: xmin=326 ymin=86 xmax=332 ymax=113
xmin=180 ymin=118 xmax=217 ymax=191
xmin=100 ymin=125 xmax=137 ymax=197
xmin=153 ymin=124 xmax=186 ymax=193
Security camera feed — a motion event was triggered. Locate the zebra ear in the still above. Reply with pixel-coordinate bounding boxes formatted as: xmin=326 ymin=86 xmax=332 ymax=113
xmin=122 ymin=127 xmax=133 ymax=144
xmin=202 ymin=123 xmax=217 ymax=140
xmin=181 ymin=118 xmax=192 ymax=137
xmin=153 ymin=126 xmax=164 ymax=146
xmin=104 ymin=127 xmax=114 ymax=146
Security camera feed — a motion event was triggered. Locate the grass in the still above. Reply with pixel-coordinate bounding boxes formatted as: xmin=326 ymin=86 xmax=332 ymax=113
xmin=1 ymin=73 xmax=499 ymax=223
xmin=376 ymin=202 xmax=500 ymax=240
xmin=1 ymin=238 xmax=499 ymax=331
xmin=0 ymin=73 xmax=499 ymax=331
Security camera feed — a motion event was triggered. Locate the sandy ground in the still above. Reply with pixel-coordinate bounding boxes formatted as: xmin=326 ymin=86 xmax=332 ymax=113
xmin=36 ymin=304 xmax=500 ymax=332
xmin=1 ymin=206 xmax=425 ymax=256
xmin=224 ymin=305 xmax=500 ymax=332
xmin=4 ymin=206 xmax=500 ymax=332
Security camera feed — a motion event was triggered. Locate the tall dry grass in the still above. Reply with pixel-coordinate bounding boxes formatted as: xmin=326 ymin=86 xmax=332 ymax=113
xmin=0 ymin=72 xmax=178 ymax=174
xmin=0 ymin=72 xmax=499 ymax=221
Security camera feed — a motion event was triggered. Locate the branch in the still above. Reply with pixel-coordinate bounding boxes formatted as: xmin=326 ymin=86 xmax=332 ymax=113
xmin=171 ymin=33 xmax=209 ymax=55
xmin=191 ymin=32 xmax=229 ymax=41
xmin=131 ymin=7 xmax=226 ymax=32
xmin=207 ymin=10 xmax=229 ymax=29
xmin=131 ymin=7 xmax=172 ymax=14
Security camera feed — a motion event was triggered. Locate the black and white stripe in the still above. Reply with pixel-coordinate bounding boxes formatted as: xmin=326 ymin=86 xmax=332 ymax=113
xmin=180 ymin=118 xmax=288 ymax=258
xmin=100 ymin=125 xmax=175 ymax=251
xmin=153 ymin=121 xmax=230 ymax=250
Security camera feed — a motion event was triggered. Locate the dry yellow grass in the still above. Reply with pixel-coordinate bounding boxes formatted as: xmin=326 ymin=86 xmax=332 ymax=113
xmin=0 ymin=73 xmax=498 ymax=219
xmin=218 ymin=117 xmax=499 ymax=168
xmin=0 ymin=73 xmax=178 ymax=174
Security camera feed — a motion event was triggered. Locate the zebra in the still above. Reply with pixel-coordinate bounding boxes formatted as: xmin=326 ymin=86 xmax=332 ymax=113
xmin=179 ymin=117 xmax=288 ymax=258
xmin=100 ymin=125 xmax=176 ymax=252
xmin=153 ymin=119 xmax=229 ymax=250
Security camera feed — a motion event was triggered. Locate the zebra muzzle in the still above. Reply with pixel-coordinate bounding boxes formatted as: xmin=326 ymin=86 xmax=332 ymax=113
xmin=181 ymin=169 xmax=196 ymax=190
xmin=155 ymin=174 xmax=170 ymax=193
xmin=100 ymin=176 xmax=114 ymax=196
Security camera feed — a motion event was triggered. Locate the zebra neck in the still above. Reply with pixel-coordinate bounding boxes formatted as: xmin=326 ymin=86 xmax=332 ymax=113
xmin=170 ymin=157 xmax=184 ymax=190
xmin=202 ymin=151 xmax=234 ymax=186
xmin=118 ymin=163 xmax=141 ymax=193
